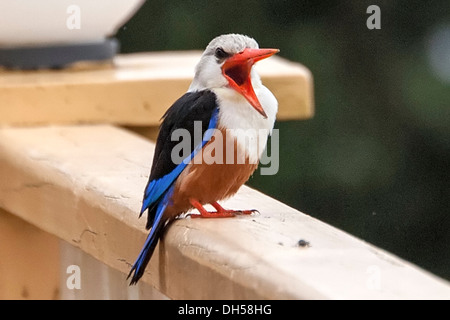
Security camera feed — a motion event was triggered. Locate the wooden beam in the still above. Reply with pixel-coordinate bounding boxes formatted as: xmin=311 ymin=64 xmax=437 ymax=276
xmin=0 ymin=209 xmax=60 ymax=299
xmin=58 ymin=240 xmax=169 ymax=300
xmin=0 ymin=52 xmax=313 ymax=126
xmin=0 ymin=125 xmax=448 ymax=299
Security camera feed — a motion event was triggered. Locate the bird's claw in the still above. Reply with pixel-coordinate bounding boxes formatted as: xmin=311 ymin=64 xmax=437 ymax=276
xmin=187 ymin=208 xmax=259 ymax=219
xmin=237 ymin=209 xmax=259 ymax=215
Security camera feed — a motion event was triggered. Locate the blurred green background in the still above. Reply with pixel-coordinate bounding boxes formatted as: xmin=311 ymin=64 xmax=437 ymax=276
xmin=117 ymin=0 xmax=450 ymax=280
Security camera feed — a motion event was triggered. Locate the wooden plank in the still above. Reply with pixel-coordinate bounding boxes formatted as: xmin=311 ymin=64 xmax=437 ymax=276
xmin=58 ymin=240 xmax=169 ymax=300
xmin=0 ymin=125 xmax=448 ymax=299
xmin=0 ymin=52 xmax=313 ymax=126
xmin=0 ymin=208 xmax=60 ymax=299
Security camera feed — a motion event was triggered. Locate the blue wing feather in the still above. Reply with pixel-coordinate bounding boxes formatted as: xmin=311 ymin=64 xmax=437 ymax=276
xmin=140 ymin=107 xmax=219 ymax=215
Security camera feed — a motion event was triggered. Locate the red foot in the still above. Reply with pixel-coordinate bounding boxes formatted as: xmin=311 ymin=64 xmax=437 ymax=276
xmin=211 ymin=202 xmax=258 ymax=216
xmin=189 ymin=199 xmax=258 ymax=218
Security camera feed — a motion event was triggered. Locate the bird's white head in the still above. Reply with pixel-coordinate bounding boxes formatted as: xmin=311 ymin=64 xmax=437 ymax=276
xmin=189 ymin=34 xmax=279 ymax=118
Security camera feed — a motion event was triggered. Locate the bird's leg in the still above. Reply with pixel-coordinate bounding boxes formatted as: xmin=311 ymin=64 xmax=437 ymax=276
xmin=188 ymin=198 xmax=257 ymax=218
xmin=189 ymin=198 xmax=235 ymax=218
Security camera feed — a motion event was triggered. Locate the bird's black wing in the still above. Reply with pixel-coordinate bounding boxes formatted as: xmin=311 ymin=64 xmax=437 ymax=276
xmin=141 ymin=89 xmax=219 ymax=228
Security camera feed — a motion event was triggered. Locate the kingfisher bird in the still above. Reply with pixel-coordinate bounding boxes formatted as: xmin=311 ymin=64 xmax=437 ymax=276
xmin=128 ymin=34 xmax=279 ymax=284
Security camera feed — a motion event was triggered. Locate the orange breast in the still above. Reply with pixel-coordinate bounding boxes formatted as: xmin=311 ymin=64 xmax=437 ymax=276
xmin=167 ymin=127 xmax=258 ymax=217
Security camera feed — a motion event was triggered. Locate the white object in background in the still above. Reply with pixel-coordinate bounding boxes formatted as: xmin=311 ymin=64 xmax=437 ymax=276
xmin=0 ymin=0 xmax=145 ymax=47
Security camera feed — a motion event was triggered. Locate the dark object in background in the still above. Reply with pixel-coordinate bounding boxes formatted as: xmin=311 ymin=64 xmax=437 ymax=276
xmin=0 ymin=38 xmax=118 ymax=70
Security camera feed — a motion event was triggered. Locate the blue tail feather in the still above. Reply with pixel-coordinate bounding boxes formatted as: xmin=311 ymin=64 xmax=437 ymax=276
xmin=128 ymin=186 xmax=173 ymax=285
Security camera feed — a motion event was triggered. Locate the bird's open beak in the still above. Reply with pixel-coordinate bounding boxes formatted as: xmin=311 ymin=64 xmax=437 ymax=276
xmin=222 ymin=48 xmax=279 ymax=118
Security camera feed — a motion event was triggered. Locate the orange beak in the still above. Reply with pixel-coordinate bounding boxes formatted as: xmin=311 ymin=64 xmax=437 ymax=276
xmin=222 ymin=48 xmax=279 ymax=118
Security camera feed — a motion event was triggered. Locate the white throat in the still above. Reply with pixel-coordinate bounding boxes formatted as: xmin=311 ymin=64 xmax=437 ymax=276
xmin=212 ymin=82 xmax=278 ymax=164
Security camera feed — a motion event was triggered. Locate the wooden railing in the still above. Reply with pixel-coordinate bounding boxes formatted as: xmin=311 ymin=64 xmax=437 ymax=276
xmin=0 ymin=53 xmax=449 ymax=299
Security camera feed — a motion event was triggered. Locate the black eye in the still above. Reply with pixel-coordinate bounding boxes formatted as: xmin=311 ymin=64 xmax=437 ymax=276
xmin=215 ymin=47 xmax=230 ymax=60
